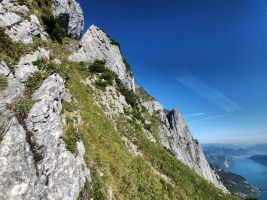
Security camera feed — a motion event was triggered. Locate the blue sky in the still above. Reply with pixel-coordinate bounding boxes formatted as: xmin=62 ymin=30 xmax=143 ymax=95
xmin=77 ymin=0 xmax=267 ymax=144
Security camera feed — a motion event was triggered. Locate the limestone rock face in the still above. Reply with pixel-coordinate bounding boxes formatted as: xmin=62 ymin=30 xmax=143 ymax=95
xmin=0 ymin=0 xmax=46 ymax=43
xmin=26 ymin=74 xmax=90 ymax=199
xmin=142 ymin=100 xmax=164 ymax=115
xmin=1 ymin=49 xmax=90 ymax=199
xmin=0 ymin=74 xmax=90 ymax=199
xmin=0 ymin=48 xmax=50 ymax=105
xmin=0 ymin=61 xmax=10 ymax=77
xmin=52 ymin=0 xmax=84 ymax=39
xmin=69 ymin=25 xmax=135 ymax=90
xmin=142 ymin=99 xmax=228 ymax=192
xmin=0 ymin=117 xmax=39 ymax=200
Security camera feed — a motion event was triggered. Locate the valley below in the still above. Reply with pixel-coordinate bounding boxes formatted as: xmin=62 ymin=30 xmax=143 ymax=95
xmin=203 ymin=144 xmax=267 ymax=199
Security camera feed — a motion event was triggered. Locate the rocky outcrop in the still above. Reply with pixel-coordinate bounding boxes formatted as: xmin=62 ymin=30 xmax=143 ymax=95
xmin=52 ymin=0 xmax=84 ymax=39
xmin=0 ymin=117 xmax=39 ymax=199
xmin=0 ymin=48 xmax=49 ymax=105
xmin=142 ymin=100 xmax=164 ymax=115
xmin=0 ymin=47 xmax=90 ymax=199
xmin=0 ymin=0 xmax=46 ymax=43
xmin=0 ymin=73 xmax=90 ymax=199
xmin=26 ymin=74 xmax=90 ymax=199
xmin=142 ymin=100 xmax=228 ymax=192
xmin=69 ymin=25 xmax=135 ymax=90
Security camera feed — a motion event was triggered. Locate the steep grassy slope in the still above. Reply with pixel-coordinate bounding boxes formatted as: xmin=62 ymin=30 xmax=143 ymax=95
xmin=60 ymin=63 xmax=239 ymax=199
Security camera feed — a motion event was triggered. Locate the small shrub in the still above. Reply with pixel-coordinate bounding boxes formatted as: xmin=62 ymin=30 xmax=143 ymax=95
xmin=78 ymin=181 xmax=92 ymax=200
xmin=109 ymin=37 xmax=120 ymax=48
xmin=63 ymin=101 xmax=77 ymax=113
xmin=95 ymin=80 xmax=108 ymax=89
xmin=123 ymin=57 xmax=132 ymax=76
xmin=77 ymin=62 xmax=89 ymax=71
xmin=42 ymin=15 xmax=66 ymax=43
xmin=132 ymin=109 xmax=145 ymax=123
xmin=64 ymin=127 xmax=80 ymax=156
xmin=0 ymin=28 xmax=36 ymax=63
xmin=144 ymin=123 xmax=151 ymax=131
xmin=89 ymin=60 xmax=106 ymax=73
xmin=119 ymin=85 xmax=138 ymax=108
xmin=16 ymin=0 xmax=27 ymax=5
xmin=32 ymin=57 xmax=47 ymax=68
xmin=11 ymin=98 xmax=33 ymax=121
xmin=99 ymin=70 xmax=116 ymax=85
xmin=33 ymin=58 xmax=60 ymax=74
xmin=24 ymin=71 xmax=47 ymax=97
xmin=0 ymin=75 xmax=8 ymax=90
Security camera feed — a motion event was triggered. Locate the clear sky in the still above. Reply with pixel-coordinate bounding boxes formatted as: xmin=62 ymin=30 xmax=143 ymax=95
xmin=77 ymin=0 xmax=267 ymax=144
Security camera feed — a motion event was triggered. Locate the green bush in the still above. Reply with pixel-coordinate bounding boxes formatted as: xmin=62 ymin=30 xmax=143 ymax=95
xmin=33 ymin=58 xmax=60 ymax=74
xmin=109 ymin=37 xmax=120 ymax=48
xmin=42 ymin=15 xmax=66 ymax=43
xmin=0 ymin=75 xmax=8 ymax=90
xmin=0 ymin=28 xmax=36 ymax=63
xmin=144 ymin=123 xmax=151 ymax=131
xmin=17 ymin=0 xmax=27 ymax=5
xmin=11 ymin=98 xmax=33 ymax=121
xmin=95 ymin=80 xmax=108 ymax=89
xmin=64 ymin=126 xmax=81 ymax=156
xmin=24 ymin=71 xmax=47 ymax=97
xmin=30 ymin=0 xmax=63 ymax=43
xmin=118 ymin=84 xmax=139 ymax=108
xmin=132 ymin=109 xmax=145 ymax=123
xmin=122 ymin=57 xmax=132 ymax=75
xmin=89 ymin=60 xmax=106 ymax=73
xmin=63 ymin=101 xmax=77 ymax=113
xmin=99 ymin=70 xmax=116 ymax=85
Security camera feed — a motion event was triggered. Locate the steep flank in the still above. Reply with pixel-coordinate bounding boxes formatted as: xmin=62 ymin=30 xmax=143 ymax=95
xmin=62 ymin=65 xmax=238 ymax=200
xmin=137 ymin=87 xmax=228 ymax=192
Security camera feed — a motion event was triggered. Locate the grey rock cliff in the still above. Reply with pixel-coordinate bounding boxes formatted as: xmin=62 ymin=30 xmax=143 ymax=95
xmin=69 ymin=25 xmax=135 ymax=90
xmin=142 ymin=100 xmax=228 ymax=192
xmin=0 ymin=51 xmax=90 ymax=199
xmin=52 ymin=0 xmax=84 ymax=39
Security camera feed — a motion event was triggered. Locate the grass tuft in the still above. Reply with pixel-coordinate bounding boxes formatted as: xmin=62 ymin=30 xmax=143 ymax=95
xmin=0 ymin=75 xmax=8 ymax=90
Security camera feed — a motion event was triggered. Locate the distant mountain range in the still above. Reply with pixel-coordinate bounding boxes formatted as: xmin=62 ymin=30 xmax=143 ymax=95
xmin=249 ymin=155 xmax=267 ymax=166
xmin=203 ymin=144 xmax=267 ymax=158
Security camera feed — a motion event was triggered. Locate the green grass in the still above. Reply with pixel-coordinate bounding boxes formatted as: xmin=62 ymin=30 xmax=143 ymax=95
xmin=64 ymin=67 xmax=239 ymax=200
xmin=0 ymin=75 xmax=8 ymax=90
xmin=66 ymin=69 xmax=187 ymax=199
xmin=0 ymin=28 xmax=37 ymax=65
xmin=24 ymin=71 xmax=48 ymax=98
xmin=11 ymin=98 xmax=33 ymax=122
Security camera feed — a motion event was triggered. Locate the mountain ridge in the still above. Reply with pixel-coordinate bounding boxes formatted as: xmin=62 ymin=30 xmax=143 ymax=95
xmin=0 ymin=0 xmax=239 ymax=199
